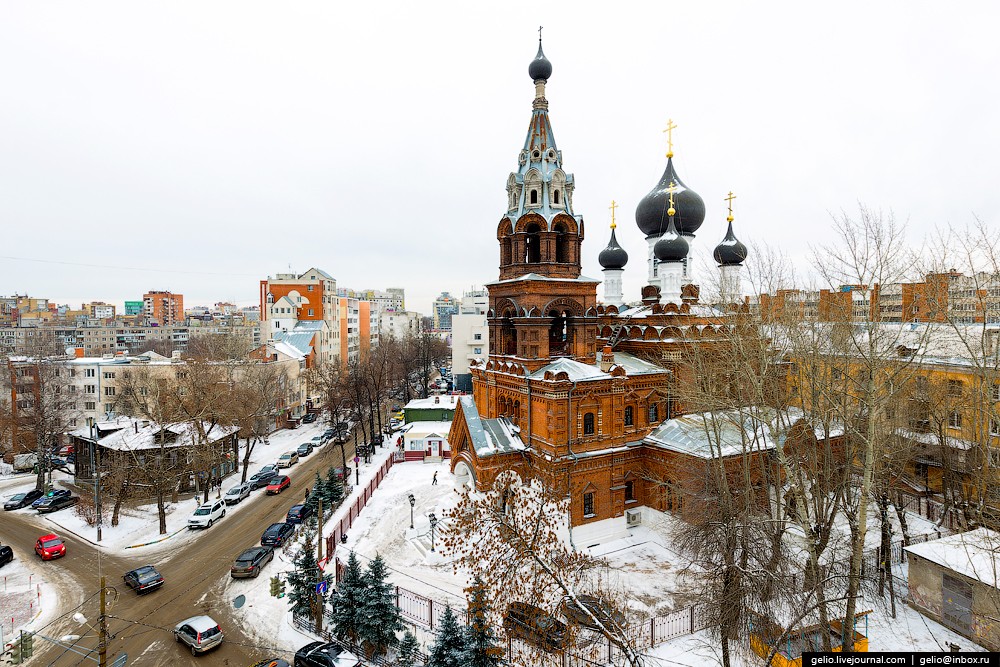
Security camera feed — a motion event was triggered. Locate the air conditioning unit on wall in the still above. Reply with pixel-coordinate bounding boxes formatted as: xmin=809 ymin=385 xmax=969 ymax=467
xmin=625 ymin=509 xmax=641 ymax=527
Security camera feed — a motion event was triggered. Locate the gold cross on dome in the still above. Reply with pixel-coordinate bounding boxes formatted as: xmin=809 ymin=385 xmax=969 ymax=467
xmin=725 ymin=191 xmax=736 ymax=221
xmin=538 ymin=26 xmax=543 ymax=40
xmin=663 ymin=119 xmax=678 ymax=158
xmin=609 ymin=200 xmax=618 ymax=229
xmin=667 ymin=181 xmax=677 ymax=213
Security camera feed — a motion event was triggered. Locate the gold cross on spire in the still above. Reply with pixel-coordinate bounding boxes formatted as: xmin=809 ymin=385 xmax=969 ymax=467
xmin=663 ymin=119 xmax=678 ymax=159
xmin=609 ymin=200 xmax=618 ymax=229
xmin=667 ymin=181 xmax=677 ymax=217
xmin=725 ymin=191 xmax=736 ymax=222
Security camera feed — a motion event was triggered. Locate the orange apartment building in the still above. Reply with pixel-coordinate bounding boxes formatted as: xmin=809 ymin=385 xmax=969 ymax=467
xmin=143 ymin=291 xmax=184 ymax=325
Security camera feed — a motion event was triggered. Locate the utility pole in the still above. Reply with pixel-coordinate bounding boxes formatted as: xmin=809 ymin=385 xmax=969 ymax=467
xmin=316 ymin=497 xmax=323 ymax=635
xmin=99 ymin=575 xmax=107 ymax=667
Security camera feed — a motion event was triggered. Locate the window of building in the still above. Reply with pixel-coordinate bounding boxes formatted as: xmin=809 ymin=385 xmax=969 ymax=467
xmin=583 ymin=492 xmax=595 ymax=517
xmin=85 ymin=401 xmax=96 ymax=410
xmin=104 ymin=387 xmax=115 ymax=397
xmin=553 ymin=189 xmax=560 ymax=204
xmin=474 ymin=333 xmax=482 ymax=340
xmin=583 ymin=412 xmax=595 ymax=435
xmin=625 ymin=480 xmax=635 ymax=502
xmin=948 ymin=379 xmax=964 ymax=397
xmin=530 ymin=189 xmax=538 ymax=205
xmin=85 ymin=385 xmax=96 ymax=394
xmin=624 ymin=406 xmax=633 ymax=426
xmin=992 ymin=419 xmax=1000 ymax=437
xmin=474 ymin=347 xmax=482 ymax=354
xmin=307 ymin=285 xmax=314 ymax=291
xmin=103 ymin=371 xmax=115 ymax=379
xmin=85 ymin=369 xmax=95 ymax=378
xmin=993 ymin=384 xmax=1000 ymax=401
xmin=648 ymin=403 xmax=659 ymax=422
xmin=308 ymin=309 xmax=314 ymax=316
xmin=949 ymin=411 xmax=962 ymax=429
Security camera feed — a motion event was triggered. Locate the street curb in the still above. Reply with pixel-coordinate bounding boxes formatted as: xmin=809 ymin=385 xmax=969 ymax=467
xmin=124 ymin=525 xmax=188 ymax=549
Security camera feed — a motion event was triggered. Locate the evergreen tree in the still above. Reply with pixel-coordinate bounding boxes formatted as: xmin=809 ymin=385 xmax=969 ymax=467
xmin=285 ymin=529 xmax=332 ymax=619
xmin=325 ymin=465 xmax=344 ymax=504
xmin=396 ymin=631 xmax=421 ymax=667
xmin=330 ymin=550 xmax=365 ymax=643
xmin=426 ymin=605 xmax=467 ymax=667
xmin=463 ymin=576 xmax=503 ymax=667
xmin=358 ymin=554 xmax=404 ymax=656
xmin=305 ymin=471 xmax=323 ymax=514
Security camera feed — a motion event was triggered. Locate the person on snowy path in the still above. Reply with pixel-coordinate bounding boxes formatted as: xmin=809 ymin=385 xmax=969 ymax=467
xmin=432 ymin=471 xmax=438 ymax=485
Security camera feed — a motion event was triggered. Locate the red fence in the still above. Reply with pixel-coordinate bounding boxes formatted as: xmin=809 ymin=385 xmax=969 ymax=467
xmin=325 ymin=455 xmax=395 ymax=564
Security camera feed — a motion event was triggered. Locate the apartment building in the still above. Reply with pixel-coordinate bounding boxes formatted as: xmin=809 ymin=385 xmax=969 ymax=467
xmin=378 ymin=310 xmax=422 ymax=342
xmin=143 ymin=291 xmax=184 ymax=325
xmin=432 ymin=292 xmax=459 ymax=331
xmin=450 ymin=289 xmax=489 ymax=392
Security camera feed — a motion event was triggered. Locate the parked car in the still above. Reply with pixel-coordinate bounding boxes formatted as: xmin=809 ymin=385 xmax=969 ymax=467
xmin=0 ymin=545 xmax=14 ymax=569
xmin=224 ymin=483 xmax=253 ymax=505
xmin=266 ymin=475 xmax=291 ymax=495
xmin=251 ymin=659 xmax=290 ymax=667
xmin=230 ymin=546 xmax=274 ymax=578
xmin=31 ymin=488 xmax=70 ymax=509
xmin=294 ymin=641 xmax=361 ymax=667
xmin=34 ymin=534 xmax=66 ymax=560
xmin=504 ymin=601 xmax=567 ymax=652
xmin=310 ymin=435 xmax=323 ymax=442
xmin=58 ymin=445 xmax=74 ymax=457
xmin=259 ymin=463 xmax=279 ymax=474
xmin=173 ymin=615 xmax=224 ymax=656
xmin=297 ymin=443 xmax=315 ymax=457
xmin=36 ymin=494 xmax=79 ymax=514
xmin=285 ymin=504 xmax=313 ymax=525
xmin=65 ymin=453 xmax=76 ymax=466
xmin=249 ymin=470 xmax=279 ymax=490
xmin=276 ymin=451 xmax=299 ymax=468
xmin=124 ymin=565 xmax=165 ymax=594
xmin=260 ymin=522 xmax=295 ymax=547
xmin=188 ymin=499 xmax=226 ymax=529
xmin=560 ymin=594 xmax=627 ymax=631
xmin=5 ymin=489 xmax=43 ymax=511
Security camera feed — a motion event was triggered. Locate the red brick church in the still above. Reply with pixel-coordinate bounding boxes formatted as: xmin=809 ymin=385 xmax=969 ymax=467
xmin=447 ymin=38 xmax=778 ymax=546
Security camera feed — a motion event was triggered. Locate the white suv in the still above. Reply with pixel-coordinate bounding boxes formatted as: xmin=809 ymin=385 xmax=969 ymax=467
xmin=188 ymin=499 xmax=226 ymax=529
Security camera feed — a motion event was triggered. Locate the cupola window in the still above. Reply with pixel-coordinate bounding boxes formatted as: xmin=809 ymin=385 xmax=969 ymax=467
xmin=553 ymin=190 xmax=560 ymax=204
xmin=530 ymin=190 xmax=538 ymax=205
xmin=526 ymin=224 xmax=542 ymax=263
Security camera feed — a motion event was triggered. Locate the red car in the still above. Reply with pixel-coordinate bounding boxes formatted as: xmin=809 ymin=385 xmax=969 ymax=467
xmin=35 ymin=533 xmax=66 ymax=560
xmin=266 ymin=475 xmax=290 ymax=495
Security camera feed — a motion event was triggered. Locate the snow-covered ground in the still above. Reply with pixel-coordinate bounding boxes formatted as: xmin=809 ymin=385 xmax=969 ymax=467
xmin=0 ymin=543 xmax=60 ymax=648
xmin=0 ymin=419 xmax=334 ymax=555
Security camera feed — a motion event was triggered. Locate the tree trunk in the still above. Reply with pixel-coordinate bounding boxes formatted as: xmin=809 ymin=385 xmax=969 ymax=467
xmin=157 ymin=487 xmax=167 ymax=535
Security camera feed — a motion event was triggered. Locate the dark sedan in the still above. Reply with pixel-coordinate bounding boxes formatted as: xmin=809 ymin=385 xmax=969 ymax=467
xmin=231 ymin=546 xmax=274 ymax=578
xmin=124 ymin=565 xmax=164 ymax=594
xmin=31 ymin=489 xmax=70 ymax=509
xmin=5 ymin=489 xmax=43 ymax=511
xmin=260 ymin=522 xmax=295 ymax=547
xmin=36 ymin=494 xmax=78 ymax=514
xmin=249 ymin=470 xmax=279 ymax=490
xmin=0 ymin=545 xmax=13 ymax=569
xmin=297 ymin=442 xmax=314 ymax=457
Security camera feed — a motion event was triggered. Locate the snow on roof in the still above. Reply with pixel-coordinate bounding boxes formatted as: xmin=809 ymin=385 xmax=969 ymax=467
xmin=457 ymin=396 xmax=526 ymax=458
xmin=895 ymin=427 xmax=977 ymax=451
xmin=905 ymin=528 xmax=1000 ymax=588
xmin=404 ymin=396 xmax=458 ymax=410
xmin=528 ymin=351 xmax=667 ymax=382
xmin=402 ymin=421 xmax=453 ymax=439
xmin=84 ymin=420 xmax=238 ymax=452
xmin=644 ymin=407 xmax=789 ymax=458
xmin=271 ymin=340 xmax=306 ymax=361
xmin=485 ymin=273 xmax=600 ymax=286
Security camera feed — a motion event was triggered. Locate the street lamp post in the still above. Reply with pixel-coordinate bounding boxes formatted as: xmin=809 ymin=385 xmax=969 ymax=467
xmin=429 ymin=512 xmax=437 ymax=552
xmin=87 ymin=417 xmax=102 ymax=542
xmin=408 ymin=494 xmax=415 ymax=530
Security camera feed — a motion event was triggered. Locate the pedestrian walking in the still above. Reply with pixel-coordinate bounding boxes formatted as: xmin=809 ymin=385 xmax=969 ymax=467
xmin=432 ymin=471 xmax=438 ymax=486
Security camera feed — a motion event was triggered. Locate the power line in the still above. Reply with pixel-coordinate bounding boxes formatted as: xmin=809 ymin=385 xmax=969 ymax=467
xmin=0 ymin=255 xmax=258 ymax=278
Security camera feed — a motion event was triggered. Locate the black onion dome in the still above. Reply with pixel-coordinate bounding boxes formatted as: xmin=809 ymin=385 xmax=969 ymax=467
xmin=654 ymin=218 xmax=689 ymax=262
xmin=635 ymin=158 xmax=706 ymax=237
xmin=713 ymin=221 xmax=748 ymax=266
xmin=528 ymin=40 xmax=552 ymax=81
xmin=599 ymin=228 xmax=629 ymax=270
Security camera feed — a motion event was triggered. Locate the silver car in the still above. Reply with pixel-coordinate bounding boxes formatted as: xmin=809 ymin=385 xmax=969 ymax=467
xmin=224 ymin=483 xmax=253 ymax=505
xmin=173 ymin=614 xmax=223 ymax=655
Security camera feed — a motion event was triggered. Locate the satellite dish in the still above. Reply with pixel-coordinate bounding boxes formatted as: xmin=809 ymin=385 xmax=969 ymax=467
xmin=233 ymin=594 xmax=246 ymax=609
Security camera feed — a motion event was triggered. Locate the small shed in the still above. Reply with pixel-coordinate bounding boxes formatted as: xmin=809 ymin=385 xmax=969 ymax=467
xmin=401 ymin=421 xmax=452 ymax=462
xmin=905 ymin=527 xmax=1000 ymax=650
xmin=403 ymin=395 xmax=458 ymax=423
xmin=749 ymin=610 xmax=871 ymax=667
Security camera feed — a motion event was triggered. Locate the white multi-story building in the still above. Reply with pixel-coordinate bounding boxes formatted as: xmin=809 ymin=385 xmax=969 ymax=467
xmin=450 ymin=289 xmax=489 ymax=392
xmin=379 ymin=310 xmax=422 ymax=342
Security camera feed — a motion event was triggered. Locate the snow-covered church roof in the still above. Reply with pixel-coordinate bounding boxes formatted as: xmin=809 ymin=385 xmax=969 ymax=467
xmin=457 ymin=396 xmax=526 ymax=458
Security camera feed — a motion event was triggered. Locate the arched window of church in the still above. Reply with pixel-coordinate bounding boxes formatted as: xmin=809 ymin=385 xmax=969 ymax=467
xmin=526 ymin=224 xmax=542 ymax=263
xmin=553 ymin=222 xmax=568 ymax=263
xmin=624 ymin=406 xmax=633 ymax=426
xmin=501 ymin=313 xmax=517 ymax=355
xmin=583 ymin=412 xmax=595 ymax=435
xmin=648 ymin=403 xmax=659 ymax=423
xmin=553 ymin=189 xmax=560 ymax=204
xmin=548 ymin=308 xmax=569 ymax=355
xmin=530 ymin=189 xmax=538 ymax=205
xmin=500 ymin=237 xmax=512 ymax=266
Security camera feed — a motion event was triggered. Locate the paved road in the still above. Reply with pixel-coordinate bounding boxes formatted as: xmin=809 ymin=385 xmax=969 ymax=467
xmin=1 ymin=429 xmax=366 ymax=666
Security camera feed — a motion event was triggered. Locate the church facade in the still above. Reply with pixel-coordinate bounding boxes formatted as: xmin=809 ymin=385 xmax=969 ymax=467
xmin=447 ymin=38 xmax=763 ymax=546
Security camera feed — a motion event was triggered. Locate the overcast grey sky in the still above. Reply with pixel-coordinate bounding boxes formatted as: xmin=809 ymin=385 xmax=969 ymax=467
xmin=2 ymin=1 xmax=997 ymax=315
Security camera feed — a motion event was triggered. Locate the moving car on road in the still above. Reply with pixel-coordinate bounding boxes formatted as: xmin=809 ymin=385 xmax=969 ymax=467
xmin=173 ymin=615 xmax=224 ymax=656
xmin=260 ymin=522 xmax=295 ymax=547
xmin=294 ymin=641 xmax=361 ymax=667
xmin=277 ymin=451 xmax=299 ymax=468
xmin=188 ymin=499 xmax=226 ymax=529
xmin=224 ymin=483 xmax=253 ymax=505
xmin=230 ymin=546 xmax=274 ymax=578
xmin=35 ymin=534 xmax=66 ymax=560
xmin=5 ymin=489 xmax=43 ymax=511
xmin=266 ymin=475 xmax=291 ymax=495
xmin=124 ymin=565 xmax=165 ymax=594
xmin=36 ymin=494 xmax=79 ymax=514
